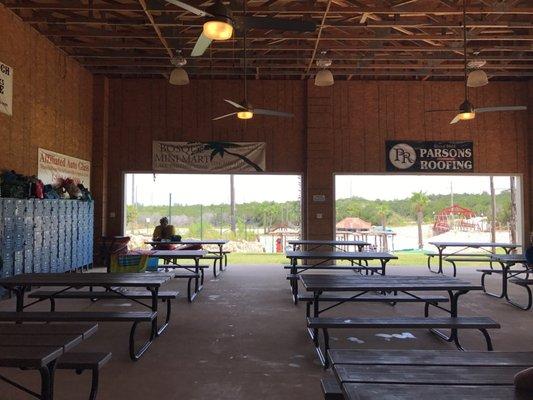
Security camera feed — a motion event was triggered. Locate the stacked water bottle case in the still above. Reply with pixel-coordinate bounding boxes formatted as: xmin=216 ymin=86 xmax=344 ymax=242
xmin=0 ymin=199 xmax=94 ymax=297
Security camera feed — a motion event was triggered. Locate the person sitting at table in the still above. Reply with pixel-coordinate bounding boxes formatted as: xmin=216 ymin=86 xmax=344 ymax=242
xmin=152 ymin=217 xmax=177 ymax=250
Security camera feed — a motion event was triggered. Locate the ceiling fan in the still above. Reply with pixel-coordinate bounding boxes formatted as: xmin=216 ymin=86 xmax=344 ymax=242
xmin=213 ymin=2 xmax=294 ymax=121
xmin=164 ymin=0 xmax=316 ymax=57
xmin=427 ymin=0 xmax=527 ymax=124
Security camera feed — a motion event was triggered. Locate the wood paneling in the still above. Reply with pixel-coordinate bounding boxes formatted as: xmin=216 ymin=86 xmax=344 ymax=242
xmin=0 ymin=6 xmax=93 ymax=175
xmin=103 ymin=78 xmax=306 ymax=234
xmin=305 ymin=80 xmax=531 ymax=241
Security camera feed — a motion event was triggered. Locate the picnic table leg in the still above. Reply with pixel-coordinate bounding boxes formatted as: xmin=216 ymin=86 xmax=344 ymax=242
xmin=219 ymin=245 xmax=226 ymax=272
xmin=290 ymin=258 xmax=298 ymax=305
xmin=39 ymin=360 xmax=56 ymax=400
xmin=429 ymin=289 xmax=469 ymax=350
xmin=481 ymin=262 xmax=506 ymax=299
xmin=195 ymin=258 xmax=204 ymax=293
xmin=129 ymin=287 xmax=158 ymax=361
xmin=438 ymin=247 xmax=444 ymax=274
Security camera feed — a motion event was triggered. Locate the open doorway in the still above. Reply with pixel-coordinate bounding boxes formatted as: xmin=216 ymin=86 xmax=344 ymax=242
xmin=124 ymin=173 xmax=302 ymax=262
xmin=335 ymin=174 xmax=523 ymax=264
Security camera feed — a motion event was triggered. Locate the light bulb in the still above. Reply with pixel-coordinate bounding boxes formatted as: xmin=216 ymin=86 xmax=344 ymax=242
xmin=237 ymin=111 xmax=253 ymax=120
xmin=203 ymin=20 xmax=233 ymax=40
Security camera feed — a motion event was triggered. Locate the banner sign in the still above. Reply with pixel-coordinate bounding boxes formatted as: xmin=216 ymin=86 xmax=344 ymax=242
xmin=38 ymin=148 xmax=91 ymax=188
xmin=386 ymin=141 xmax=473 ymax=173
xmin=152 ymin=141 xmax=266 ymax=172
xmin=0 ymin=61 xmax=13 ymax=116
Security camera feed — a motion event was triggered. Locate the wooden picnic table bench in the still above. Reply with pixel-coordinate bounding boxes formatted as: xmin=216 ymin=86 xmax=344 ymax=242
xmin=299 ymin=274 xmax=493 ymax=367
xmin=427 ymin=241 xmax=520 ymax=275
xmin=0 ymin=323 xmax=108 ymax=400
xmin=285 ymin=251 xmax=397 ymax=304
xmin=326 ymin=349 xmax=533 ymax=400
xmin=29 ymin=288 xmax=179 ymax=331
xmin=0 ymin=273 xmax=170 ymax=361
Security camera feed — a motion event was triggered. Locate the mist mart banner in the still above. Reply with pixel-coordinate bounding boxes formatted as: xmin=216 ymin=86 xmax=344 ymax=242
xmin=38 ymin=148 xmax=91 ymax=188
xmin=153 ymin=141 xmax=266 ymax=172
xmin=386 ymin=141 xmax=473 ymax=172
xmin=0 ymin=61 xmax=13 ymax=116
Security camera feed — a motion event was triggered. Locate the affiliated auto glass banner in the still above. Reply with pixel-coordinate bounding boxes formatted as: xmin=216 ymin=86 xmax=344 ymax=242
xmin=153 ymin=141 xmax=266 ymax=172
xmin=386 ymin=141 xmax=473 ymax=172
xmin=38 ymin=148 xmax=91 ymax=188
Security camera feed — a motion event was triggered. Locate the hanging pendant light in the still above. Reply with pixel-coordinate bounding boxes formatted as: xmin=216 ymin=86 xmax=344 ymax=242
xmin=169 ymin=51 xmax=189 ymax=86
xmin=314 ymin=51 xmax=334 ymax=86
xmin=315 ymin=69 xmax=334 ymax=86
xmin=202 ymin=1 xmax=234 ymax=40
xmin=467 ymin=69 xmax=489 ymax=87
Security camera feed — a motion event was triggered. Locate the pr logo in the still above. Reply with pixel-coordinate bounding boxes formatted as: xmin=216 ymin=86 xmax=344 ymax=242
xmin=389 ymin=143 xmax=416 ymax=169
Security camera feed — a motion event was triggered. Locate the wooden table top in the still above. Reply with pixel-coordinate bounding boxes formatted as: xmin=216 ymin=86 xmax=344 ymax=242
xmin=285 ymin=250 xmax=397 ymax=260
xmin=330 ymin=350 xmax=532 ymax=400
xmin=341 ymin=384 xmax=526 ymax=400
xmin=145 ymin=240 xmax=228 ymax=245
xmin=0 ymin=323 xmax=98 ymax=368
xmin=429 ymin=241 xmax=520 ymax=249
xmin=0 ymin=273 xmax=171 ymax=288
xmin=300 ymin=274 xmax=481 ymax=292
xmin=149 ymin=250 xmax=208 ymax=258
xmin=329 ymin=349 xmax=533 ymax=367
xmin=288 ymin=240 xmax=370 ymax=246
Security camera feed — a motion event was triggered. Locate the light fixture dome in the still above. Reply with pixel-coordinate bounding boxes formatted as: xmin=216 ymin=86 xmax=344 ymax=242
xmin=315 ymin=69 xmax=334 ymax=87
xmin=203 ymin=1 xmax=234 ymax=40
xmin=237 ymin=110 xmax=253 ymax=119
xmin=169 ymin=67 xmax=189 ymax=85
xmin=467 ymin=69 xmax=489 ymax=87
xmin=458 ymin=99 xmax=475 ymax=120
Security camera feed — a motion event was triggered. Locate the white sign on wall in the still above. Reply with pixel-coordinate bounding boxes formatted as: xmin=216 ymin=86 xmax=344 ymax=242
xmin=38 ymin=148 xmax=91 ymax=189
xmin=0 ymin=61 xmax=13 ymax=116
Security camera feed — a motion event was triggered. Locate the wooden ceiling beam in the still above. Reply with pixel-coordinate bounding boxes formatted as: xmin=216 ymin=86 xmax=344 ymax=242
xmin=5 ymin=1 xmax=533 ymax=15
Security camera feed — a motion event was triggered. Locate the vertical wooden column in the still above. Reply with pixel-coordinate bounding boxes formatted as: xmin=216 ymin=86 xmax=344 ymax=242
xmin=91 ymin=76 xmax=109 ymax=243
xmin=527 ymin=80 xmax=533 ymax=244
xmin=305 ymin=80 xmax=335 ymax=240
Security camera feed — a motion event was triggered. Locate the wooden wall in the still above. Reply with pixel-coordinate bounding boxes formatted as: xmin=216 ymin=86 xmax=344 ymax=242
xmin=98 ymin=77 xmax=531 ymax=243
xmin=103 ymin=78 xmax=306 ymax=234
xmin=0 ymin=6 xmax=93 ymax=175
xmin=306 ymin=80 xmax=531 ymax=241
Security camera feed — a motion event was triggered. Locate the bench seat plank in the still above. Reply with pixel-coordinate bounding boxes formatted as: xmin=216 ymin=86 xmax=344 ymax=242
xmin=342 ymin=384 xmax=524 ymax=400
xmin=0 ymin=334 xmax=83 ymax=351
xmin=29 ymin=290 xmax=179 ymax=300
xmin=0 ymin=311 xmax=156 ymax=322
xmin=308 ymin=316 xmax=500 ymax=329
xmin=0 ymin=346 xmax=63 ymax=368
xmin=335 ymin=364 xmax=524 ymax=385
xmin=57 ymin=352 xmax=112 ymax=370
xmin=299 ymin=294 xmax=448 ymax=303
xmin=0 ymin=323 xmax=98 ymax=338
xmin=329 ymin=349 xmax=533 ymax=367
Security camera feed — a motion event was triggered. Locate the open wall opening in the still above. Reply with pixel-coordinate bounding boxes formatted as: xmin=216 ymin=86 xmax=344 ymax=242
xmin=124 ymin=173 xmax=302 ymax=260
xmin=335 ymin=174 xmax=523 ymax=263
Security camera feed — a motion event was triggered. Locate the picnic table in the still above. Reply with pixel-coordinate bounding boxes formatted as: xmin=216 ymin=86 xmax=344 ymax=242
xmin=146 ymin=240 xmax=229 ymax=276
xmin=287 ymin=239 xmax=370 ymax=252
xmin=483 ymin=253 xmax=531 ymax=309
xmin=285 ymin=250 xmax=398 ymax=304
xmin=428 ymin=241 xmax=520 ymax=275
xmin=328 ymin=349 xmax=533 ymax=400
xmin=300 ymin=274 xmax=496 ymax=366
xmin=0 ymin=273 xmax=171 ymax=361
xmin=0 ymin=323 xmax=98 ymax=400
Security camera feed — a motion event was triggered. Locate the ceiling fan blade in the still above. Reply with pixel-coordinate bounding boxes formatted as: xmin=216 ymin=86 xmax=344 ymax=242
xmin=213 ymin=112 xmax=238 ymax=121
xmin=224 ymin=99 xmax=246 ymax=109
xmin=164 ymin=0 xmax=210 ymax=17
xmin=474 ymin=105 xmax=527 ymax=114
xmin=241 ymin=16 xmax=316 ymax=32
xmin=449 ymin=114 xmax=462 ymax=124
xmin=253 ymin=108 xmax=294 ymax=118
xmin=191 ymin=33 xmax=212 ymax=57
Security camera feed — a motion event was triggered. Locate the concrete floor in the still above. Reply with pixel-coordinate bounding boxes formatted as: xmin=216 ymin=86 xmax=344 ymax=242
xmin=1 ymin=264 xmax=533 ymax=400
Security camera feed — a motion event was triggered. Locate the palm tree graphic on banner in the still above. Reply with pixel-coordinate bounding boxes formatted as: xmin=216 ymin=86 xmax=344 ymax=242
xmin=195 ymin=142 xmax=264 ymax=172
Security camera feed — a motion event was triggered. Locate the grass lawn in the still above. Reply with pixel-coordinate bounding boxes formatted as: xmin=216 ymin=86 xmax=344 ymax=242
xmin=227 ymin=251 xmax=431 ymax=266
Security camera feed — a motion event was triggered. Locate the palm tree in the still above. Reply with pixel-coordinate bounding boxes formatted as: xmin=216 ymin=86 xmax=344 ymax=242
xmin=410 ymin=191 xmax=429 ymax=250
xmin=376 ymin=204 xmax=390 ymax=230
xmin=201 ymin=142 xmax=264 ymax=172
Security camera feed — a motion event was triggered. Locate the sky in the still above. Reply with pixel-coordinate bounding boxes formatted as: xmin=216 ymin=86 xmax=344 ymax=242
xmin=125 ymin=173 xmax=516 ymax=206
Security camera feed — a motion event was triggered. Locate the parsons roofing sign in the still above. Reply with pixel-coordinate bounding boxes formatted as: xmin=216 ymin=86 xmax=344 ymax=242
xmin=386 ymin=141 xmax=473 ymax=173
